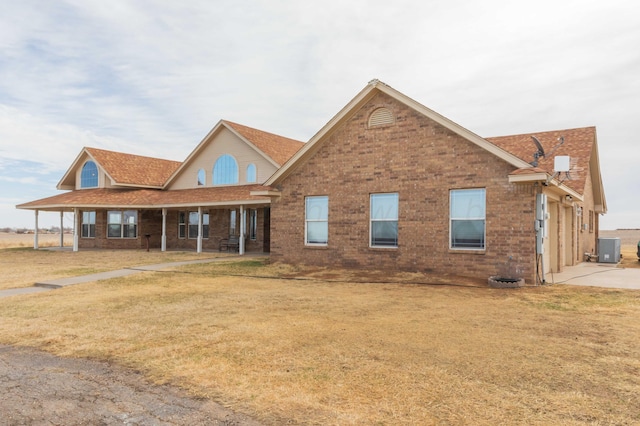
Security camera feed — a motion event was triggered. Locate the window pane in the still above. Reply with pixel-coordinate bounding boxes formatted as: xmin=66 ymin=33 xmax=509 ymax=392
xmin=80 ymin=161 xmax=98 ymax=188
xmin=188 ymin=212 xmax=199 ymax=226
xmin=188 ymin=224 xmax=198 ymax=239
xmin=230 ymin=210 xmax=237 ymax=235
xmin=197 ymin=169 xmax=205 ymax=186
xmin=306 ymin=196 xmax=328 ymax=220
xmin=108 ymin=211 xmax=122 ymax=225
xmin=451 ymin=220 xmax=485 ymax=248
xmin=213 ymin=154 xmax=239 ymax=184
xmin=371 ymin=193 xmax=398 ymax=220
xmin=307 ymin=222 xmax=328 ymax=244
xmin=451 ymin=189 xmax=485 ymax=219
xmin=123 ymin=210 xmax=137 ymax=225
xmin=371 ymin=221 xmax=398 ymax=247
xmin=247 ymin=164 xmax=257 ymax=183
xmin=123 ymin=224 xmax=137 ymax=238
xmin=107 ymin=224 xmax=121 ymax=238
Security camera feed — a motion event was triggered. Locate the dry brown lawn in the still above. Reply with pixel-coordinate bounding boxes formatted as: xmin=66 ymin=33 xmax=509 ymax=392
xmin=0 ymin=246 xmax=226 ymax=291
xmin=0 ymin=254 xmax=639 ymax=425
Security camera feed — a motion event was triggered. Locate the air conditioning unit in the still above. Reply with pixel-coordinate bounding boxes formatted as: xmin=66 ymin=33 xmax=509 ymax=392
xmin=598 ymin=238 xmax=621 ymax=264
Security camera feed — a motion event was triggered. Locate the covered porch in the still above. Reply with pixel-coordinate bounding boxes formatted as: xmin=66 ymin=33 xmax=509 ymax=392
xmin=16 ymin=185 xmax=272 ymax=255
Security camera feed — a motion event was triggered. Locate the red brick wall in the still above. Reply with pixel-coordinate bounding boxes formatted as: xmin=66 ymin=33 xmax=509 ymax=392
xmin=270 ymin=93 xmax=539 ymax=283
xmin=78 ymin=208 xmax=267 ymax=252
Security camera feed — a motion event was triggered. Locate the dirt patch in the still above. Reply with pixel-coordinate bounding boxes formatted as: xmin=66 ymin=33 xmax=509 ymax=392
xmin=0 ymin=345 xmax=261 ymax=426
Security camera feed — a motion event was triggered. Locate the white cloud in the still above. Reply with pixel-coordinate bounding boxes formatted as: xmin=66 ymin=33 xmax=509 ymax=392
xmin=0 ymin=0 xmax=639 ymax=228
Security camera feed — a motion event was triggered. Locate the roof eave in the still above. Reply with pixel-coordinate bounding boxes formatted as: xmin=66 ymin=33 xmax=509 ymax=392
xmin=17 ymin=198 xmax=271 ymax=212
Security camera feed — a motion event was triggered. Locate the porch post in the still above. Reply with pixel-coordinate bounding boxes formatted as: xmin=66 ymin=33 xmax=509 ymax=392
xmin=239 ymin=205 xmax=245 ymax=255
xmin=73 ymin=208 xmax=79 ymax=252
xmin=197 ymin=206 xmax=203 ymax=253
xmin=33 ymin=210 xmax=39 ymax=249
xmin=161 ymin=208 xmax=167 ymax=252
xmin=59 ymin=211 xmax=64 ymax=247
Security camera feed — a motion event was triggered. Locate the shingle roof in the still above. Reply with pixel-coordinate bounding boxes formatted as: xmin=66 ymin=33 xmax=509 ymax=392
xmin=86 ymin=147 xmax=182 ymax=187
xmin=17 ymin=185 xmax=270 ymax=211
xmin=223 ymin=121 xmax=305 ymax=165
xmin=486 ymin=126 xmax=596 ymax=195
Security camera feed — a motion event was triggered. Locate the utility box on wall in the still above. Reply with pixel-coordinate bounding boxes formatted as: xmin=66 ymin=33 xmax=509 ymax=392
xmin=598 ymin=237 xmax=621 ymax=264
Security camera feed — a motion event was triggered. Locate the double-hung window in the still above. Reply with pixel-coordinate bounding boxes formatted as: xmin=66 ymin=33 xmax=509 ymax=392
xmin=187 ymin=211 xmax=209 ymax=239
xmin=81 ymin=211 xmax=96 ymax=238
xmin=370 ymin=193 xmax=398 ymax=247
xmin=178 ymin=212 xmax=186 ymax=238
xmin=180 ymin=211 xmax=208 ymax=239
xmin=107 ymin=210 xmax=138 ymax=238
xmin=305 ymin=196 xmax=328 ymax=245
xmin=450 ymin=188 xmax=486 ymax=249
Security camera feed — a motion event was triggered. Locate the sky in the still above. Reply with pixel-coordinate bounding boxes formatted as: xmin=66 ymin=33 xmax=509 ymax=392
xmin=1 ymin=0 xmax=639 ymax=230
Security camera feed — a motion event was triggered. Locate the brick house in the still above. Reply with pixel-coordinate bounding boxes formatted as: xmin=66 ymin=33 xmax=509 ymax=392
xmin=17 ymin=120 xmax=304 ymax=254
xmin=258 ymin=80 xmax=606 ymax=284
xmin=19 ymin=80 xmax=606 ymax=284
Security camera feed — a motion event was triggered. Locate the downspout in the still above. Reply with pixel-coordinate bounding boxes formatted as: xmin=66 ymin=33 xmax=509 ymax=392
xmin=535 ymin=190 xmax=548 ymax=285
xmin=161 ymin=208 xmax=167 ymax=252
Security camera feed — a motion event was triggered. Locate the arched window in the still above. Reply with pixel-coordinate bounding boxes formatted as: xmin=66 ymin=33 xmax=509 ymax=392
xmin=80 ymin=161 xmax=98 ymax=188
xmin=213 ymin=154 xmax=238 ymax=185
xmin=246 ymin=163 xmax=257 ymax=183
xmin=197 ymin=168 xmax=206 ymax=186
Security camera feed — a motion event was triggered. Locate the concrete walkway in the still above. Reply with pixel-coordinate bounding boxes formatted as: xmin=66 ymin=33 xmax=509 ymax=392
xmin=547 ymin=262 xmax=640 ymax=290
xmin=0 ymin=254 xmax=267 ymax=299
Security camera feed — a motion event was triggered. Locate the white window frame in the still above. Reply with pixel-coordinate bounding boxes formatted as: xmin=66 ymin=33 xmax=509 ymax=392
xmin=370 ymin=193 xmax=399 ymax=248
xmin=449 ymin=188 xmax=486 ymax=250
xmin=107 ymin=210 xmax=138 ymax=239
xmin=305 ymin=196 xmax=329 ymax=246
xmin=81 ymin=211 xmax=96 ymax=238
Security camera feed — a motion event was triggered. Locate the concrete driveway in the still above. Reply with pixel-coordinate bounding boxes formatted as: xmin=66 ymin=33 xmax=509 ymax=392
xmin=548 ymin=262 xmax=640 ymax=289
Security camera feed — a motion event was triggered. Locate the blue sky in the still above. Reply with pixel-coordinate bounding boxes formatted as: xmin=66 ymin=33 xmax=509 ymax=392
xmin=1 ymin=0 xmax=639 ymax=230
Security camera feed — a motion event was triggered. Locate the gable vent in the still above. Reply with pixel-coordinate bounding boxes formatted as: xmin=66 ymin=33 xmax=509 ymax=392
xmin=368 ymin=107 xmax=395 ymax=128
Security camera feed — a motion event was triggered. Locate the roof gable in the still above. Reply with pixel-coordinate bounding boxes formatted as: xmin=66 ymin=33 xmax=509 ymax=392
xmin=57 ymin=147 xmax=181 ymax=190
xmin=266 ymin=80 xmax=532 ymax=185
xmin=165 ymin=120 xmax=304 ymax=187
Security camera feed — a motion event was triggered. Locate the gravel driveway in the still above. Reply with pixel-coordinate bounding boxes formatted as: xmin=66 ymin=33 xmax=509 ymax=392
xmin=0 ymin=345 xmax=262 ymax=426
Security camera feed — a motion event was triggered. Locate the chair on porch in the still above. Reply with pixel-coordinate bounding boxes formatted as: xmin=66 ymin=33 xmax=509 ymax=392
xmin=219 ymin=235 xmax=240 ymax=252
